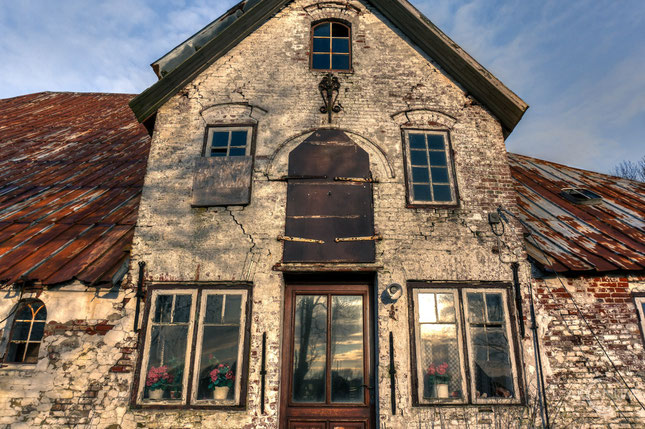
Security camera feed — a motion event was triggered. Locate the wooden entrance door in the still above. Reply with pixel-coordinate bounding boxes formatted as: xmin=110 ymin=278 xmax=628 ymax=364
xmin=280 ymin=283 xmax=374 ymax=429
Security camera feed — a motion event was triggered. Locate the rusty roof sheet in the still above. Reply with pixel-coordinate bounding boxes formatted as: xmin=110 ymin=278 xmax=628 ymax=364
xmin=0 ymin=92 xmax=150 ymax=287
xmin=509 ymin=153 xmax=645 ymax=274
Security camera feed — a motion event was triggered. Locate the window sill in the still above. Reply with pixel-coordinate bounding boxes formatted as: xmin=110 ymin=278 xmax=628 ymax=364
xmin=406 ymin=202 xmax=459 ymax=209
xmin=311 ymin=68 xmax=354 ymax=75
xmin=132 ymin=403 xmax=246 ymax=411
xmin=413 ymin=401 xmax=525 ymax=408
xmin=0 ymin=363 xmax=37 ymax=371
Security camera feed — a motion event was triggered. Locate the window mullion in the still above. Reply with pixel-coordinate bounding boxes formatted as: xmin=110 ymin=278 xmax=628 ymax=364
xmin=458 ymin=290 xmax=472 ymax=403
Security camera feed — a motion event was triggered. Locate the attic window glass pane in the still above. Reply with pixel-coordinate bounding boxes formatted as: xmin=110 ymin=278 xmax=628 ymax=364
xmin=404 ymin=131 xmax=457 ymax=205
xmin=206 ymin=128 xmax=250 ymax=157
xmin=311 ymin=21 xmax=351 ymax=71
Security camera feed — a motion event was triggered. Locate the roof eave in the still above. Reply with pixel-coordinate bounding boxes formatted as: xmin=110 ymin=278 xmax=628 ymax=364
xmin=130 ymin=0 xmax=289 ymax=122
xmin=371 ymin=0 xmax=528 ymax=135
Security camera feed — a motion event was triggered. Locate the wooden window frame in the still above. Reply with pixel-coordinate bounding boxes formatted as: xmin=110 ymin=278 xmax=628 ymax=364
xmin=401 ymin=129 xmax=459 ymax=208
xmin=310 ymin=20 xmax=353 ymax=73
xmin=408 ymin=282 xmax=525 ymax=407
xmin=132 ymin=284 xmax=253 ymax=410
xmin=2 ymin=299 xmax=46 ymax=365
xmin=411 ymin=288 xmax=469 ymax=405
xmin=201 ymin=125 xmax=255 ymax=158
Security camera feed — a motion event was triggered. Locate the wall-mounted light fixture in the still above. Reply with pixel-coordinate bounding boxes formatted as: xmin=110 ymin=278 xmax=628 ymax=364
xmin=381 ymin=283 xmax=403 ymax=304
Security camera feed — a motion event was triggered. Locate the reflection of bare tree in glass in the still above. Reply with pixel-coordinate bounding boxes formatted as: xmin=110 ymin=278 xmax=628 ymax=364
xmin=293 ymin=296 xmax=326 ymax=400
xmin=331 ymin=296 xmax=363 ymax=403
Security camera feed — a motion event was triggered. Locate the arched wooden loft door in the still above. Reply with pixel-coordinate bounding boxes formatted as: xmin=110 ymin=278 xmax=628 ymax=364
xmin=283 ymin=129 xmax=375 ymax=263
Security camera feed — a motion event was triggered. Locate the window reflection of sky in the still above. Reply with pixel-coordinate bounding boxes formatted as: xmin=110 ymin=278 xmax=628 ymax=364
xmin=292 ymin=295 xmax=365 ymax=403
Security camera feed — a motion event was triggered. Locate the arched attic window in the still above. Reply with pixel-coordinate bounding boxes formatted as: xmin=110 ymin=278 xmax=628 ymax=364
xmin=4 ymin=300 xmax=47 ymax=364
xmin=311 ymin=21 xmax=351 ymax=71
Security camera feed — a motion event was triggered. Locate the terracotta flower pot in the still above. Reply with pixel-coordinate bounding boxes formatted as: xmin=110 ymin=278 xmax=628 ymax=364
xmin=149 ymin=389 xmax=164 ymax=400
xmin=436 ymin=383 xmax=450 ymax=399
xmin=213 ymin=386 xmax=230 ymax=400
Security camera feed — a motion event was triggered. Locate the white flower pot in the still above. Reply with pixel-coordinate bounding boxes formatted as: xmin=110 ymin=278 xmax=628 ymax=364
xmin=149 ymin=389 xmax=164 ymax=400
xmin=213 ymin=386 xmax=230 ymax=400
xmin=436 ymin=384 xmax=450 ymax=399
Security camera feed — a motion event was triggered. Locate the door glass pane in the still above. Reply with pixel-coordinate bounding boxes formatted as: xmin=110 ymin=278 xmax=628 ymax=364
xmin=196 ymin=293 xmax=243 ymax=401
xmin=467 ymin=292 xmax=515 ymax=400
xmin=144 ymin=294 xmax=192 ymax=401
xmin=331 ymin=296 xmax=364 ymax=403
xmin=417 ymin=292 xmax=464 ymax=401
xmin=293 ymin=295 xmax=328 ymax=403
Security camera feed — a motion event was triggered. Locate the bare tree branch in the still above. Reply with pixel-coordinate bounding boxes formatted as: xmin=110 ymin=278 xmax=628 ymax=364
xmin=610 ymin=156 xmax=645 ymax=182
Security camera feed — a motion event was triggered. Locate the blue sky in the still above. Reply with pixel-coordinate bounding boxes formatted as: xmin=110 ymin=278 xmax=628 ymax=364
xmin=1 ymin=0 xmax=643 ymax=173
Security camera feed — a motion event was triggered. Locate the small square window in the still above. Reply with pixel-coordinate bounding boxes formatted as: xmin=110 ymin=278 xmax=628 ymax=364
xmin=136 ymin=287 xmax=250 ymax=408
xmin=403 ymin=130 xmax=458 ymax=206
xmin=204 ymin=127 xmax=252 ymax=157
xmin=410 ymin=285 xmax=522 ymax=405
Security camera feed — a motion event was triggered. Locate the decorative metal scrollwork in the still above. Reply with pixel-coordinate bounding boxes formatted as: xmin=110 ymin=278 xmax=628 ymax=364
xmin=319 ymin=73 xmax=342 ymax=123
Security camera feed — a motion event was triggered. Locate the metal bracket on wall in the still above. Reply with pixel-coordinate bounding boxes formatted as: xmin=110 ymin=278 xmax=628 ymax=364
xmin=334 ymin=177 xmax=377 ymax=183
xmin=133 ymin=261 xmax=146 ymax=333
xmin=319 ymin=72 xmax=343 ymax=123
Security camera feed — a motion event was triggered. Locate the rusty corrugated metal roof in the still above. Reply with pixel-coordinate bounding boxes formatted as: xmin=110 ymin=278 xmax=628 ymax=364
xmin=509 ymin=153 xmax=645 ymax=274
xmin=0 ymin=92 xmax=150 ymax=287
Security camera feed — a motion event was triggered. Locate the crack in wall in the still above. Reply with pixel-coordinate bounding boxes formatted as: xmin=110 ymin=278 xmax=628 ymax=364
xmin=226 ymin=207 xmax=258 ymax=281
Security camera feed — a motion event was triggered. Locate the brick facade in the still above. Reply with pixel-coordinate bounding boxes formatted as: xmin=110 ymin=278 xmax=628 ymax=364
xmin=0 ymin=1 xmax=644 ymax=428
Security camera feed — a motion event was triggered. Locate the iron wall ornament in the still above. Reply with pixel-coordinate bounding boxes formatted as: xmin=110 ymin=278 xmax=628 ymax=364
xmin=319 ymin=72 xmax=342 ymax=123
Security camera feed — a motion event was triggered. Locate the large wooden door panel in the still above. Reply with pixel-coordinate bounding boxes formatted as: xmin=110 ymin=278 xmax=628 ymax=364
xmin=283 ymin=129 xmax=375 ymax=263
xmin=330 ymin=423 xmax=365 ymax=429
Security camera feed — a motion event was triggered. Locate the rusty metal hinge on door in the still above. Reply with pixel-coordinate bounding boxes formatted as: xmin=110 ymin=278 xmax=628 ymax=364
xmin=278 ymin=235 xmax=325 ymax=244
xmin=334 ymin=176 xmax=376 ymax=183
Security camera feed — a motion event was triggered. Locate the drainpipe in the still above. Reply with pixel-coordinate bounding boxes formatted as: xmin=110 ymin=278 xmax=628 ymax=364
xmin=528 ymin=278 xmax=550 ymax=429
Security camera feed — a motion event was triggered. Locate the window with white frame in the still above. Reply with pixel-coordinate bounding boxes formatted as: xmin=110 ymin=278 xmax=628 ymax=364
xmin=136 ymin=287 xmax=250 ymax=407
xmin=409 ymin=285 xmax=521 ymax=405
xmin=403 ymin=130 xmax=458 ymax=206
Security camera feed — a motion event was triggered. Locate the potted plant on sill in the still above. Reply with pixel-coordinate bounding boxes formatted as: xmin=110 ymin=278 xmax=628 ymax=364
xmin=146 ymin=365 xmax=174 ymax=400
xmin=209 ymin=363 xmax=235 ymax=400
xmin=424 ymin=362 xmax=451 ymax=399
